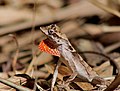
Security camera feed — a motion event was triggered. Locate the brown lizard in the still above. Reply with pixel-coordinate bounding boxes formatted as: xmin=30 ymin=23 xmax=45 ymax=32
xmin=39 ymin=24 xmax=105 ymax=85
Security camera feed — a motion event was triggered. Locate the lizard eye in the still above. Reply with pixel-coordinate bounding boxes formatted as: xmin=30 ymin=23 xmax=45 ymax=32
xmin=48 ymin=29 xmax=54 ymax=35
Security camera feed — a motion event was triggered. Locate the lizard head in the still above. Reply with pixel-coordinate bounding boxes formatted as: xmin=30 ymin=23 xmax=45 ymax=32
xmin=40 ymin=24 xmax=60 ymax=35
xmin=39 ymin=24 xmax=75 ymax=55
xmin=40 ymin=24 xmax=66 ymax=45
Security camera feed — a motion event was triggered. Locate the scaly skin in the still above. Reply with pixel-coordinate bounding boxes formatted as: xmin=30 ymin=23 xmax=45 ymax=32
xmin=40 ymin=24 xmax=105 ymax=85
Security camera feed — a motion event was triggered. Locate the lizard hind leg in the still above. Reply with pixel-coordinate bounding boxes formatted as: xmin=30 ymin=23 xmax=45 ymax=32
xmin=65 ymin=72 xmax=78 ymax=85
xmin=57 ymin=72 xmax=78 ymax=90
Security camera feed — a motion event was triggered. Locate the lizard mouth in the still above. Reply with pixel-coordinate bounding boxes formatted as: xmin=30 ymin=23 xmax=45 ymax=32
xmin=40 ymin=26 xmax=49 ymax=35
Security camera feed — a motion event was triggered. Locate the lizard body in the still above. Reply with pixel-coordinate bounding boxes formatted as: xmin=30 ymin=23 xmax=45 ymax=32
xmin=40 ymin=24 xmax=105 ymax=84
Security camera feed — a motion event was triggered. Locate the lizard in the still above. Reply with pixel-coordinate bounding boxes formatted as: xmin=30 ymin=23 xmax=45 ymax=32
xmin=39 ymin=24 xmax=105 ymax=85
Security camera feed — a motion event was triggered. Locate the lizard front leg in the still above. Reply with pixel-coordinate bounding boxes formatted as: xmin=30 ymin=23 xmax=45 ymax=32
xmin=58 ymin=45 xmax=79 ymax=85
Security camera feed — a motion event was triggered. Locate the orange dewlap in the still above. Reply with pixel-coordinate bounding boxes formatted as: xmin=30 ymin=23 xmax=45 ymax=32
xmin=39 ymin=40 xmax=60 ymax=57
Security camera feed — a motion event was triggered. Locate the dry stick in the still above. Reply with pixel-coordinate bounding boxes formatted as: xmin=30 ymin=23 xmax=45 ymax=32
xmin=33 ymin=65 xmax=38 ymax=91
xmin=3 ymin=31 xmax=42 ymax=54
xmin=88 ymin=0 xmax=120 ymax=17
xmin=36 ymin=83 xmax=46 ymax=91
xmin=31 ymin=0 xmax=37 ymax=56
xmin=83 ymin=24 xmax=120 ymax=36
xmin=25 ymin=0 xmax=37 ymax=74
xmin=104 ymin=73 xmax=120 ymax=91
xmin=79 ymin=51 xmax=119 ymax=75
xmin=102 ymin=26 xmax=120 ymax=33
xmin=104 ymin=58 xmax=120 ymax=91
xmin=25 ymin=56 xmax=37 ymax=74
xmin=104 ymin=42 xmax=120 ymax=53
xmin=9 ymin=34 xmax=19 ymax=74
xmin=51 ymin=58 xmax=61 ymax=91
xmin=0 ymin=77 xmax=32 ymax=91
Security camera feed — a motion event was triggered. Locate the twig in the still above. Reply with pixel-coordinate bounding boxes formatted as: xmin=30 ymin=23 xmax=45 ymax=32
xmin=31 ymin=0 xmax=37 ymax=57
xmin=0 ymin=77 xmax=32 ymax=91
xmin=79 ymin=51 xmax=120 ymax=75
xmin=51 ymin=57 xmax=61 ymax=91
xmin=82 ymin=24 xmax=120 ymax=36
xmin=25 ymin=0 xmax=37 ymax=75
xmin=25 ymin=56 xmax=37 ymax=74
xmin=104 ymin=57 xmax=120 ymax=91
xmin=88 ymin=0 xmax=120 ymax=17
xmin=104 ymin=74 xmax=120 ymax=91
xmin=104 ymin=42 xmax=120 ymax=53
xmin=102 ymin=26 xmax=120 ymax=33
xmin=33 ymin=66 xmax=38 ymax=91
xmin=36 ymin=83 xmax=46 ymax=91
xmin=9 ymin=34 xmax=19 ymax=74
xmin=3 ymin=31 xmax=42 ymax=53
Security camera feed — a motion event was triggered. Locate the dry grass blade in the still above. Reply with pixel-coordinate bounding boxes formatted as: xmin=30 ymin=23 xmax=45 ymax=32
xmin=105 ymin=74 xmax=120 ymax=91
xmin=104 ymin=58 xmax=120 ymax=91
xmin=0 ymin=77 xmax=32 ymax=91
xmin=51 ymin=59 xmax=61 ymax=91
xmin=36 ymin=83 xmax=46 ymax=91
xmin=25 ymin=0 xmax=37 ymax=75
xmin=9 ymin=34 xmax=19 ymax=74
xmin=83 ymin=24 xmax=120 ymax=36
xmin=25 ymin=56 xmax=37 ymax=74
xmin=31 ymin=0 xmax=37 ymax=57
xmin=102 ymin=26 xmax=120 ymax=33
xmin=88 ymin=0 xmax=120 ymax=17
xmin=104 ymin=42 xmax=120 ymax=53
